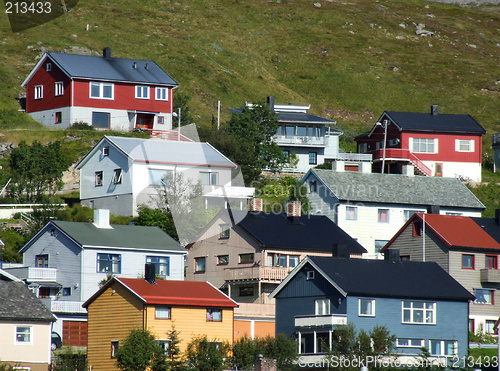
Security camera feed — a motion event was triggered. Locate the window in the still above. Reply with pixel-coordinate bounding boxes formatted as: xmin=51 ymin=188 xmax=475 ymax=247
xmin=135 ymin=85 xmax=150 ymax=99
xmin=92 ymin=112 xmax=110 ymax=128
xmin=157 ymin=340 xmax=171 ymax=355
xmin=309 ymin=181 xmax=317 ymax=193
xmin=46 ymin=62 xmax=52 ymax=71
xmin=289 ymin=255 xmax=299 ymax=268
xmin=55 ymin=81 xmax=64 ymax=96
xmin=97 ymin=253 xmax=121 ymax=273
xmin=267 ymin=253 xmax=287 ymax=268
xmin=113 ymin=169 xmax=122 ymax=184
xmin=411 ymin=138 xmax=437 ymax=153
xmin=146 ymin=256 xmax=169 ymax=277
xmin=402 ymin=301 xmax=436 ymax=324
xmin=158 ymin=116 xmax=164 ymax=124
xmin=62 ymin=287 xmax=71 ymax=296
xmin=239 ymin=286 xmax=254 ymax=297
xmin=148 ymin=169 xmax=173 ymax=186
xmin=455 ymin=139 xmax=474 ymax=152
xmin=217 ymin=255 xmax=229 ymax=265
xmin=404 ymin=210 xmax=420 ymax=221
xmin=34 ymin=85 xmax=43 ymax=99
xmin=155 ymin=306 xmax=171 ymax=319
xmin=95 ymin=171 xmax=103 ymax=186
xmin=400 ymin=255 xmax=411 ymax=261
xmin=413 ymin=221 xmax=422 ymax=237
xmin=485 ymin=320 xmax=498 ymax=334
xmin=102 ymin=146 xmax=110 ymax=156
xmin=378 ymin=209 xmax=389 ymax=223
xmin=309 ymin=152 xmax=317 ymax=165
xmin=16 ymin=326 xmax=31 ymax=344
xmin=239 ymin=253 xmax=254 ymax=264
xmin=90 ymin=82 xmax=114 ymax=99
xmin=474 ymin=289 xmax=494 ymax=304
xmin=346 ymin=206 xmax=357 ymax=221
xmin=359 ymin=299 xmax=375 ymax=317
xmin=283 ymin=150 xmax=290 ymax=160
xmin=35 ymin=254 xmax=48 ymax=267
xmin=396 ymin=339 xmax=424 ymax=348
xmin=200 ymin=172 xmax=218 ymax=185
xmin=469 ymin=319 xmax=475 ymax=333
xmin=220 ymin=224 xmax=230 ymax=239
xmin=285 ymin=125 xmax=294 ymax=137
xmin=374 ymin=240 xmax=388 ymax=255
xmin=55 ymin=111 xmax=62 ymax=124
xmin=315 ymin=299 xmax=330 ymax=315
xmin=446 ymin=212 xmax=462 ymax=216
xmin=462 ymin=254 xmax=475 ymax=269
xmin=306 ymin=271 xmax=315 ymax=280
xmin=486 ymin=255 xmax=498 ymax=270
xmin=429 ymin=340 xmax=456 ymax=357
xmin=207 ymin=308 xmax=222 ymax=322
xmin=156 ymin=87 xmax=169 ymax=101
xmin=111 ymin=341 xmax=119 ymax=358
xmin=195 ymin=257 xmax=206 ymax=273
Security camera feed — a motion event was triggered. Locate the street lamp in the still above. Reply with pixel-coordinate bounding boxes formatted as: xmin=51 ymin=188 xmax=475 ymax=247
xmin=375 ymin=120 xmax=388 ymax=174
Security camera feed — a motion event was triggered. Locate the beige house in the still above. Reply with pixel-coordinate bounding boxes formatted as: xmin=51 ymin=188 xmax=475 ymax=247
xmin=382 ymin=212 xmax=500 ymax=335
xmin=0 ymin=269 xmax=55 ymax=371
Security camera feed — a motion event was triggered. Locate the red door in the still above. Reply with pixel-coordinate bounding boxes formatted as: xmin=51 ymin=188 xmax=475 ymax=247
xmin=63 ymin=320 xmax=88 ymax=347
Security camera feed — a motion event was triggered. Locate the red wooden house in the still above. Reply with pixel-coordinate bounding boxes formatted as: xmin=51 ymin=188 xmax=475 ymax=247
xmin=21 ymin=48 xmax=178 ymax=131
xmin=355 ymin=105 xmax=485 ymax=182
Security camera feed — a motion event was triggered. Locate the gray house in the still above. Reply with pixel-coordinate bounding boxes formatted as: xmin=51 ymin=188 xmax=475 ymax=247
xmin=270 ymin=253 xmax=474 ymax=367
xmin=303 ymin=168 xmax=485 ymax=258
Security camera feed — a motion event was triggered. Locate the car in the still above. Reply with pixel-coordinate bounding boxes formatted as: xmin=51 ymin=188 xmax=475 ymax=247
xmin=51 ymin=332 xmax=62 ymax=351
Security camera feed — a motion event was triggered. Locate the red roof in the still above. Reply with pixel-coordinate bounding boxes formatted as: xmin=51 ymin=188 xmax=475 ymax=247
xmin=117 ymin=278 xmax=238 ymax=308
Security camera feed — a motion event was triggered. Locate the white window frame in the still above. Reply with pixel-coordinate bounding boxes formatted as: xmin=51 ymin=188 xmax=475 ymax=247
xmin=34 ymin=85 xmax=43 ymax=100
xmin=396 ymin=338 xmax=425 ymax=348
xmin=155 ymin=87 xmax=169 ymax=101
xmin=15 ymin=326 xmax=32 ymax=345
xmin=455 ymin=139 xmax=474 ymax=153
xmin=474 ymin=288 xmax=494 ymax=305
xmin=429 ymin=340 xmax=457 ymax=357
xmin=155 ymin=306 xmax=171 ymax=320
xmin=46 ymin=62 xmax=52 ymax=71
xmin=90 ymin=82 xmax=114 ymax=99
xmin=113 ymin=169 xmax=122 ymax=184
xmin=410 ymin=138 xmax=438 ymax=154
xmin=156 ymin=339 xmax=171 ymax=355
xmin=102 ymin=146 xmax=110 ymax=156
xmin=54 ymin=81 xmax=64 ymax=96
xmin=315 ymin=299 xmax=330 ymax=315
xmin=135 ymin=85 xmax=150 ymax=99
xmin=358 ymin=298 xmax=375 ymax=317
xmin=402 ymin=301 xmax=436 ymax=324
xmin=200 ymin=171 xmax=218 ymax=186
xmin=306 ymin=271 xmax=315 ymax=280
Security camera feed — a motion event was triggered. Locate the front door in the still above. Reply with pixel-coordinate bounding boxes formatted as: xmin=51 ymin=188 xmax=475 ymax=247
xmin=435 ymin=163 xmax=443 ymax=177
xmin=135 ymin=113 xmax=155 ymax=130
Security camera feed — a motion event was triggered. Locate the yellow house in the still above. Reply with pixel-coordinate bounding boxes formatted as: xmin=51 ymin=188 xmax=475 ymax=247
xmin=83 ymin=276 xmax=238 ymax=371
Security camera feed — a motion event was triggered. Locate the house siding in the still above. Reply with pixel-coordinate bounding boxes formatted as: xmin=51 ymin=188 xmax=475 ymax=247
xmin=86 ymin=282 xmax=144 ymax=371
xmin=0 ymin=322 xmax=52 ymax=365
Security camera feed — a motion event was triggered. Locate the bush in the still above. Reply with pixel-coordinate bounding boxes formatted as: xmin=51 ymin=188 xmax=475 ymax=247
xmin=68 ymin=121 xmax=94 ymax=130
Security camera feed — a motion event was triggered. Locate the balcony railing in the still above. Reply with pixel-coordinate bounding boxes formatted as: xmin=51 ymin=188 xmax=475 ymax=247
xmin=51 ymin=300 xmax=87 ymax=314
xmin=224 ymin=266 xmax=291 ymax=282
xmin=332 ymin=152 xmax=373 ymax=162
xmin=273 ymin=135 xmax=326 ymax=147
xmin=369 ymin=148 xmax=432 ymax=176
xmin=5 ymin=266 xmax=57 ymax=281
xmin=295 ymin=314 xmax=347 ymax=328
xmin=480 ymin=269 xmax=500 ymax=284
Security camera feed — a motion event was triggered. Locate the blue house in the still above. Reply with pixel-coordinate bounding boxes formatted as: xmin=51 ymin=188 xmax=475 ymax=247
xmin=270 ymin=251 xmax=474 ymax=367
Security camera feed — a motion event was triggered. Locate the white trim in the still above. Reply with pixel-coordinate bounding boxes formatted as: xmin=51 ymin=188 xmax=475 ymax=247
xmin=135 ymin=85 xmax=150 ymax=99
xmin=54 ymin=81 xmax=64 ymax=96
xmin=358 ymin=298 xmax=376 ymax=317
xmin=89 ymin=81 xmax=114 ymax=100
xmin=155 ymin=87 xmax=169 ymax=101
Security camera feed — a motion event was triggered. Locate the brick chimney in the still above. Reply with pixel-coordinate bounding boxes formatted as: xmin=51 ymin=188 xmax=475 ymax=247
xmin=287 ymin=201 xmax=301 ymax=218
xmin=249 ymin=198 xmax=263 ymax=212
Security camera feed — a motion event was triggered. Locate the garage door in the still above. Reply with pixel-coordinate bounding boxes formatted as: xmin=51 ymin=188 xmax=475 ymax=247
xmin=63 ymin=320 xmax=87 ymax=347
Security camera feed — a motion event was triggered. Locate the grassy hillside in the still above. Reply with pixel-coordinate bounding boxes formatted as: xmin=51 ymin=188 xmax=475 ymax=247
xmin=0 ymin=0 xmax=499 ymax=143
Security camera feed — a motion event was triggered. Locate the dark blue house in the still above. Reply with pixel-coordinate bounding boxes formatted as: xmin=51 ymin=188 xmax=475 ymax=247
xmin=270 ymin=251 xmax=474 ymax=366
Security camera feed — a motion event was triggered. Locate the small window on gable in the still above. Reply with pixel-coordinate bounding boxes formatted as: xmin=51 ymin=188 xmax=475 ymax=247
xmin=306 ymin=271 xmax=315 ymax=280
xmin=46 ymin=62 xmax=52 ymax=71
xmin=103 ymin=147 xmax=110 ymax=156
xmin=309 ymin=180 xmax=317 ymax=193
xmin=413 ymin=221 xmax=422 ymax=237
xmin=220 ymin=224 xmax=230 ymax=239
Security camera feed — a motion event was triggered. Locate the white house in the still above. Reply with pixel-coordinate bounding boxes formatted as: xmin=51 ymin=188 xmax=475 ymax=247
xmin=230 ymin=97 xmax=342 ymax=173
xmin=303 ymin=167 xmax=485 ymax=258
xmin=5 ymin=209 xmax=186 ymax=347
xmin=76 ymin=135 xmax=255 ymax=217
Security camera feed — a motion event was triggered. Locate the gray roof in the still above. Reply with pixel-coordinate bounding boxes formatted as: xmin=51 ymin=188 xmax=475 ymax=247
xmin=20 ymin=221 xmax=186 ymax=253
xmin=40 ymin=51 xmax=178 ymax=86
xmin=78 ymin=136 xmax=236 ymax=169
xmin=306 ymin=169 xmax=485 ymax=210
xmin=0 ymin=281 xmax=55 ymax=322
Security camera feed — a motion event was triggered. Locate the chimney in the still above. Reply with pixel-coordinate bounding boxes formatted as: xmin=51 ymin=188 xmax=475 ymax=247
xmin=133 ymin=62 xmax=137 ymax=69
xmin=103 ymin=47 xmax=111 ymax=60
xmin=287 ymin=201 xmax=301 ymax=218
xmin=427 ymin=205 xmax=440 ymax=214
xmin=93 ymin=209 xmax=112 ymax=229
xmin=249 ymin=198 xmax=263 ymax=212
xmin=431 ymin=104 xmax=438 ymax=116
xmin=267 ymin=96 xmax=275 ymax=113
xmin=332 ymin=244 xmax=350 ymax=259
xmin=384 ymin=249 xmax=400 ymax=263
xmin=145 ymin=263 xmax=156 ymax=285
xmin=495 ymin=209 xmax=500 ymax=226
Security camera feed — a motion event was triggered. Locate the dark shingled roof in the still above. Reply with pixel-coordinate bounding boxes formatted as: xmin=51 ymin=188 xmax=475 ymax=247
xmin=471 ymin=217 xmax=500 ymax=245
xmin=309 ymin=256 xmax=474 ymax=301
xmin=307 ymin=169 xmax=485 ymax=210
xmin=229 ymin=210 xmax=366 ymax=254
xmin=0 ymin=281 xmax=55 ymax=322
xmin=41 ymin=51 xmax=178 ymax=86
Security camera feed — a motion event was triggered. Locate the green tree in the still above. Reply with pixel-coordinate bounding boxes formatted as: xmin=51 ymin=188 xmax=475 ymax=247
xmin=164 ymin=325 xmax=185 ymax=370
xmin=173 ymin=90 xmax=194 ymax=127
xmin=184 ymin=335 xmax=231 ymax=371
xmin=232 ymin=336 xmax=257 ymax=370
xmin=115 ymin=329 xmax=165 ymax=371
xmin=0 ymin=229 xmax=29 ymax=262
xmin=7 ymin=141 xmax=67 ymax=203
xmin=135 ymin=205 xmax=178 ymax=241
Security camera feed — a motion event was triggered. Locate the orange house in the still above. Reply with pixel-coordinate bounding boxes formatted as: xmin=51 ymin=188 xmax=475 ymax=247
xmin=83 ymin=276 xmax=238 ymax=371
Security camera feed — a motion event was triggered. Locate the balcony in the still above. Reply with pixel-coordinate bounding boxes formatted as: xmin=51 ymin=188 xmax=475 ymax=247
xmin=369 ymin=148 xmax=432 ymax=176
xmin=295 ymin=314 xmax=347 ymax=328
xmin=5 ymin=266 xmax=57 ymax=281
xmin=51 ymin=300 xmax=87 ymax=314
xmin=332 ymin=152 xmax=373 ymax=162
xmin=480 ymin=269 xmax=500 ymax=283
xmin=224 ymin=266 xmax=291 ymax=283
xmin=274 ymin=135 xmax=326 ymax=147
